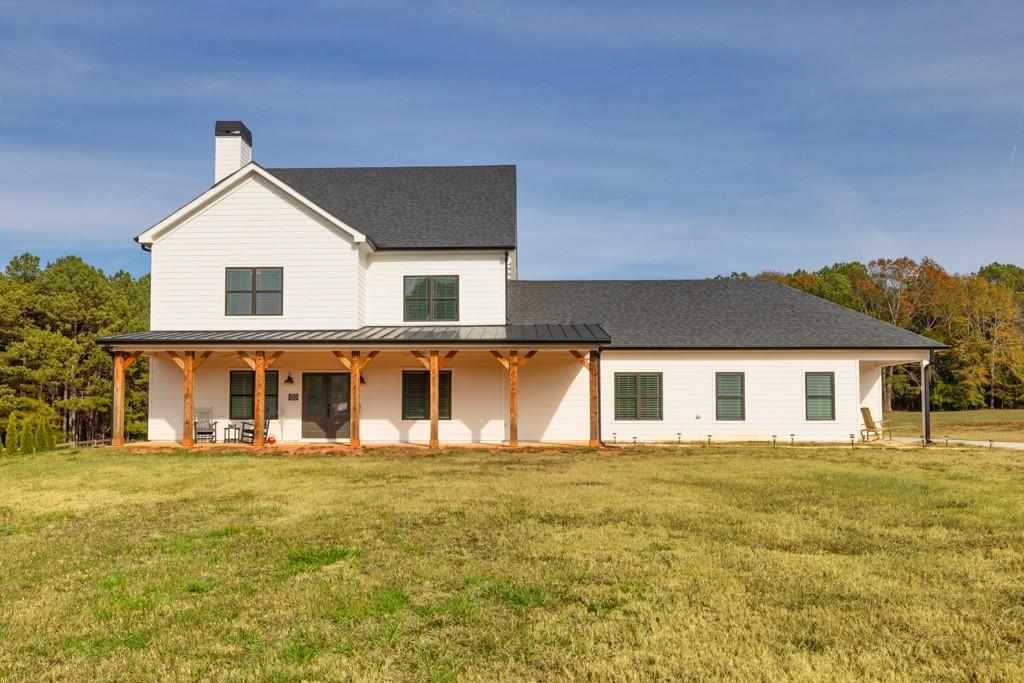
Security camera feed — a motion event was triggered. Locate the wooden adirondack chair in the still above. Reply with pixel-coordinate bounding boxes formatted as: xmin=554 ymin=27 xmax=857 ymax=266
xmin=860 ymin=407 xmax=892 ymax=441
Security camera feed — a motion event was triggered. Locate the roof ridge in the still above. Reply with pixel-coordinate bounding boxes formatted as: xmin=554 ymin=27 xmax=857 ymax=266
xmin=267 ymin=164 xmax=515 ymax=171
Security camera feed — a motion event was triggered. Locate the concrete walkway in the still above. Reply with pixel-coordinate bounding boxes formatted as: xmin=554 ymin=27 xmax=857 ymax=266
xmin=892 ymin=436 xmax=1024 ymax=451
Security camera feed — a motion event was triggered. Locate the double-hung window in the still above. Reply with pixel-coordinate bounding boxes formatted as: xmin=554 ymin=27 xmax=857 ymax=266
xmin=229 ymin=370 xmax=279 ymax=420
xmin=403 ymin=276 xmax=459 ymax=322
xmin=614 ymin=373 xmax=663 ymax=420
xmin=805 ymin=372 xmax=836 ymax=420
xmin=226 ymin=267 xmax=283 ymax=316
xmin=715 ymin=372 xmax=745 ymax=421
xmin=401 ymin=370 xmax=452 ymax=420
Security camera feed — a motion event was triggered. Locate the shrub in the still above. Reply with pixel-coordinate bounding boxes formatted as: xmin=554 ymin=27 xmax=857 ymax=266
xmin=4 ymin=414 xmax=20 ymax=455
xmin=32 ymin=416 xmax=48 ymax=454
xmin=19 ymin=417 xmax=36 ymax=455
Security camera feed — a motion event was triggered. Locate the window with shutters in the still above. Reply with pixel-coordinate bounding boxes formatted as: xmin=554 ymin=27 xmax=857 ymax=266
xmin=229 ymin=370 xmax=279 ymax=420
xmin=403 ymin=276 xmax=459 ymax=322
xmin=805 ymin=372 xmax=835 ymax=420
xmin=614 ymin=373 xmax=663 ymax=420
xmin=401 ymin=370 xmax=452 ymax=420
xmin=225 ymin=267 xmax=283 ymax=316
xmin=715 ymin=372 xmax=745 ymax=421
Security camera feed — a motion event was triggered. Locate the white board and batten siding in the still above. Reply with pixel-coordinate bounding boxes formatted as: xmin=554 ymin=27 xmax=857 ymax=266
xmin=600 ymin=349 xmax=926 ymax=443
xmin=150 ymin=175 xmax=360 ymax=331
xmin=362 ymin=250 xmax=508 ymax=326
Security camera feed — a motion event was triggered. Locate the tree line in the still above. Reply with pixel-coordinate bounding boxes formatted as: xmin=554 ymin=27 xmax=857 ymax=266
xmin=727 ymin=259 xmax=1024 ymax=410
xmin=0 ymin=252 xmax=1020 ymax=447
xmin=0 ymin=254 xmax=149 ymax=445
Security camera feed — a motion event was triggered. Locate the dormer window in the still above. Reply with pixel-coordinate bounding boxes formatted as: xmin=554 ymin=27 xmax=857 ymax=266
xmin=226 ymin=267 xmax=283 ymax=316
xmin=404 ymin=275 xmax=459 ymax=322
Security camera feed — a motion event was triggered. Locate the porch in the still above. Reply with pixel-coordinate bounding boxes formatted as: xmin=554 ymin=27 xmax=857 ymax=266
xmin=103 ymin=325 xmax=610 ymax=449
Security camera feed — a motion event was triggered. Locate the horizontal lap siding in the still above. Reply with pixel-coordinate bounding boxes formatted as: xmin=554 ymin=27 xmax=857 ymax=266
xmin=600 ymin=350 xmax=917 ymax=442
xmin=146 ymin=350 xmax=588 ymax=443
xmin=363 ymin=251 xmax=507 ymax=325
xmin=519 ymin=354 xmax=589 ymax=442
xmin=859 ymin=362 xmax=883 ymax=426
xmin=151 ymin=176 xmax=359 ymax=330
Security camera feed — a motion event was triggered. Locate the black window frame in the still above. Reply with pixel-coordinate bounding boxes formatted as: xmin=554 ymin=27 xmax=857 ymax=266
xmin=715 ymin=372 xmax=746 ymax=421
xmin=613 ymin=372 xmax=663 ymax=421
xmin=805 ymin=371 xmax=836 ymax=421
xmin=229 ymin=370 xmax=279 ymax=420
xmin=225 ymin=267 xmax=283 ymax=316
xmin=401 ymin=370 xmax=452 ymax=420
xmin=403 ymin=275 xmax=460 ymax=322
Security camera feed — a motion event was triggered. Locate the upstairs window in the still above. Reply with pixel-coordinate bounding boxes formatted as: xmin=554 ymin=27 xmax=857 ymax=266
xmin=404 ymin=276 xmax=459 ymax=322
xmin=805 ymin=372 xmax=836 ymax=421
xmin=401 ymin=370 xmax=452 ymax=420
xmin=614 ymin=373 xmax=663 ymax=420
xmin=226 ymin=267 xmax=283 ymax=316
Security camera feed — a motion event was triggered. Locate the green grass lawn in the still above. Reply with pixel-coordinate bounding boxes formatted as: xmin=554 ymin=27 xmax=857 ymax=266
xmin=887 ymin=408 xmax=1024 ymax=442
xmin=2 ymin=445 xmax=1024 ymax=681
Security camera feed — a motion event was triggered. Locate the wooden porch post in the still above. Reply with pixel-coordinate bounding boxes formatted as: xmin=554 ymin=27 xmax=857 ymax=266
xmin=350 ymin=350 xmax=362 ymax=448
xmin=589 ymin=350 xmax=600 ymax=447
xmin=112 ymin=352 xmax=126 ymax=446
xmin=509 ymin=350 xmax=519 ymax=448
xmin=182 ymin=351 xmax=195 ymax=446
xmin=429 ymin=350 xmax=440 ymax=449
xmin=111 ymin=351 xmax=142 ymax=446
xmin=253 ymin=351 xmax=266 ymax=446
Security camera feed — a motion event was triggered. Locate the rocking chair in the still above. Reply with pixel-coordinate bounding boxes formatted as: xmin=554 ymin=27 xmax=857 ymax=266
xmin=194 ymin=407 xmax=218 ymax=443
xmin=240 ymin=418 xmax=271 ymax=445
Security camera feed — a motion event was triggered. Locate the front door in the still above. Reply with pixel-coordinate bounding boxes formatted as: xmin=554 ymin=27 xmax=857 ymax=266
xmin=302 ymin=373 xmax=350 ymax=439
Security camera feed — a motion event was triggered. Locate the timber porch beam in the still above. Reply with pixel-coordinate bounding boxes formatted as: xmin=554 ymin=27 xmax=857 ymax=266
xmin=567 ymin=350 xmax=601 ymax=446
xmin=491 ymin=350 xmax=537 ymax=448
xmin=429 ymin=351 xmax=440 ymax=449
xmin=331 ymin=350 xmax=381 ymax=448
xmin=182 ymin=351 xmax=196 ymax=446
xmin=111 ymin=351 xmax=142 ymax=446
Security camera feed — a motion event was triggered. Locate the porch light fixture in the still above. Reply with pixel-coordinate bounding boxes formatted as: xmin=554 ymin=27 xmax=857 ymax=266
xmin=284 ymin=372 xmax=295 ymax=385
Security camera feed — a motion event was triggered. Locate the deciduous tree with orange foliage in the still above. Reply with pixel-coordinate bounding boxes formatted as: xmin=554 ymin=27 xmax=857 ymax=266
xmin=749 ymin=258 xmax=1024 ymax=411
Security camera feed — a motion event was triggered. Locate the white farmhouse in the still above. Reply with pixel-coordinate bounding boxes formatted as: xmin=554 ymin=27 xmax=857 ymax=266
xmin=100 ymin=121 xmax=944 ymax=447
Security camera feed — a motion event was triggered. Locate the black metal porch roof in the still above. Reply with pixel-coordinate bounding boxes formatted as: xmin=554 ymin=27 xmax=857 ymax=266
xmin=98 ymin=324 xmax=610 ymax=347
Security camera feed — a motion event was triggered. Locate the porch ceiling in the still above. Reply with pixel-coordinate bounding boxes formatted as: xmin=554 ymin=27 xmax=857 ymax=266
xmin=99 ymin=323 xmax=611 ymax=348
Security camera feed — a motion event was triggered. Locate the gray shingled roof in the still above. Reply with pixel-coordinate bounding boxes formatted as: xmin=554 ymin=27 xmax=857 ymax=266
xmin=507 ymin=279 xmax=946 ymax=349
xmin=266 ymin=165 xmax=516 ymax=250
xmin=99 ymin=324 xmax=609 ymax=347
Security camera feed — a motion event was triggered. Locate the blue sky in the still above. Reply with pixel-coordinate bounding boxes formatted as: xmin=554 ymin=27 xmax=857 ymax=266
xmin=1 ymin=1 xmax=1023 ymax=279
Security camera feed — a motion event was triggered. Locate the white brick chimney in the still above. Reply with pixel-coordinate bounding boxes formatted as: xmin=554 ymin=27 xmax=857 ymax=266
xmin=214 ymin=120 xmax=252 ymax=183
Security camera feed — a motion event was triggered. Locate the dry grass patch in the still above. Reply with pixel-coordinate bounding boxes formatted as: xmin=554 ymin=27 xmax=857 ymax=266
xmin=1 ymin=444 xmax=1023 ymax=681
xmin=887 ymin=408 xmax=1024 ymax=442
